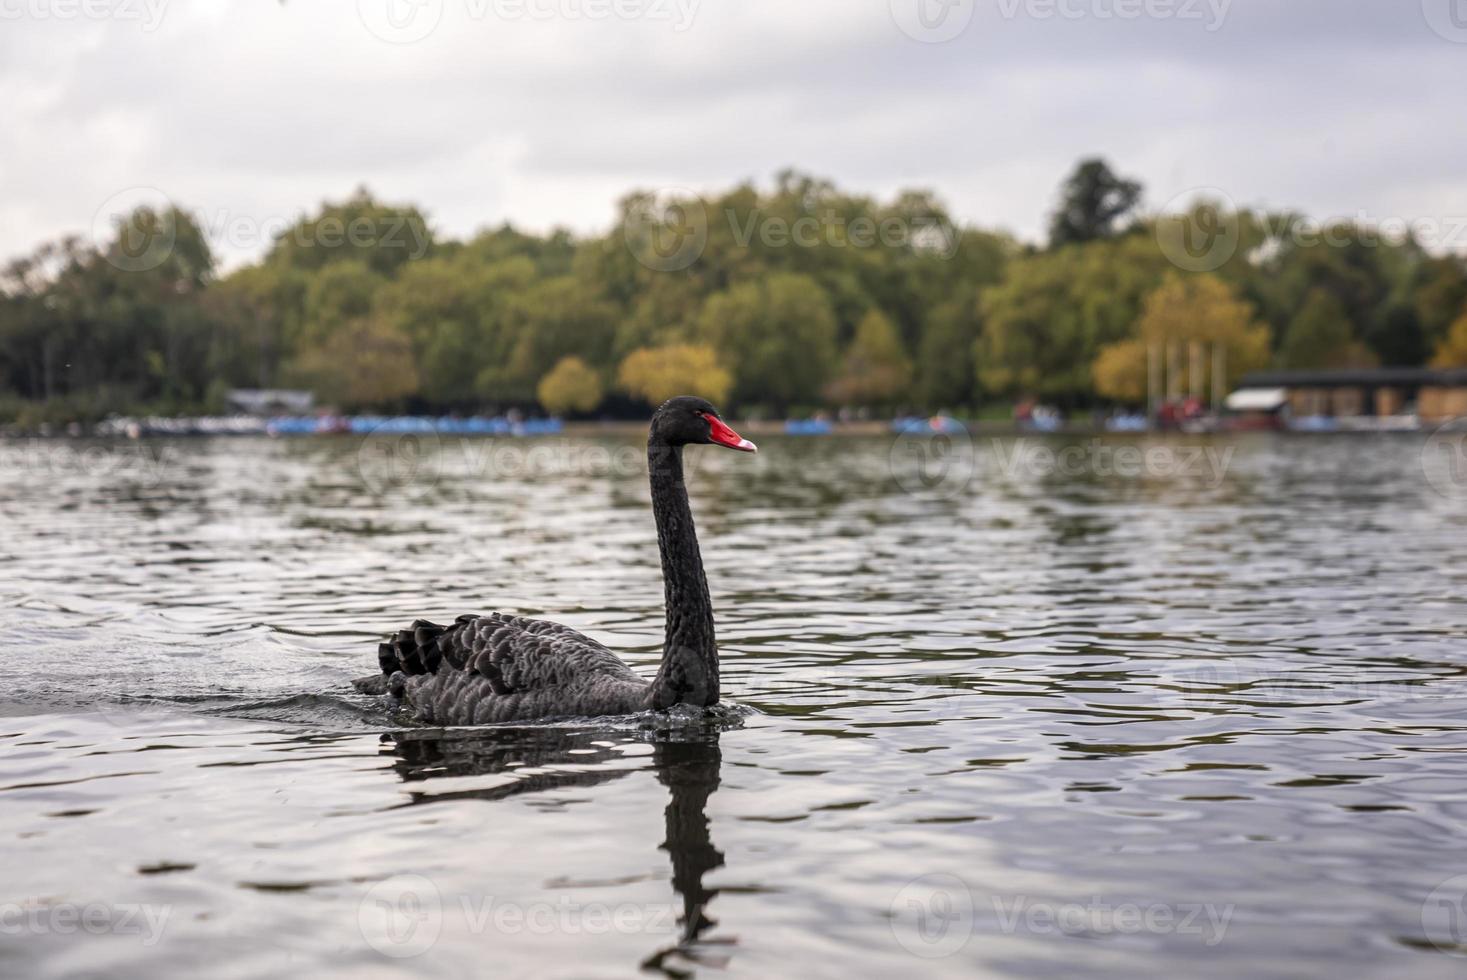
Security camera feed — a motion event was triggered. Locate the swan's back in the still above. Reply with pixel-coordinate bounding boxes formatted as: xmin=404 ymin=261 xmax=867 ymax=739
xmin=370 ymin=612 xmax=651 ymax=724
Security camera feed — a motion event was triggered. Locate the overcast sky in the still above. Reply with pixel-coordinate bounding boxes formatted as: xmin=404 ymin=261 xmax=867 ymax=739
xmin=3 ymin=0 xmax=1466 ymax=268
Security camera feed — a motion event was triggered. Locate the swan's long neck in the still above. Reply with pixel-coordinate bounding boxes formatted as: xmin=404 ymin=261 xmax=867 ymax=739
xmin=646 ymin=439 xmax=719 ymax=708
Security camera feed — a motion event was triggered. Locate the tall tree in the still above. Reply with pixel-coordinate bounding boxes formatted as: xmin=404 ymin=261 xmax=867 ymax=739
xmin=914 ymin=290 xmax=983 ymax=409
xmin=1048 ymin=158 xmax=1143 ymax=249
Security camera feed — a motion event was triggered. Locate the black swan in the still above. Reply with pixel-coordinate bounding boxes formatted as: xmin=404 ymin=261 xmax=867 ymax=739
xmin=353 ymin=396 xmax=757 ymax=724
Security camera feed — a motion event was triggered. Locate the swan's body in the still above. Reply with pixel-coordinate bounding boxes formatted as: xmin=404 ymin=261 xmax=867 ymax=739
xmin=354 ymin=396 xmax=757 ymax=725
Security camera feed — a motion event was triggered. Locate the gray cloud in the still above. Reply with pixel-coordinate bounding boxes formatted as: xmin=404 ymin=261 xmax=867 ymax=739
xmin=2 ymin=0 xmax=1465 ymax=268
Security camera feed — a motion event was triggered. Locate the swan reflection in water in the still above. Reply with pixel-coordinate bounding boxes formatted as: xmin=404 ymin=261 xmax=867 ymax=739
xmin=377 ymin=723 xmax=731 ymax=976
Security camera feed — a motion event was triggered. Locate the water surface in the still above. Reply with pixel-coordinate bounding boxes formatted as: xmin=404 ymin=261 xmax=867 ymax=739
xmin=2 ymin=432 xmax=1465 ymax=978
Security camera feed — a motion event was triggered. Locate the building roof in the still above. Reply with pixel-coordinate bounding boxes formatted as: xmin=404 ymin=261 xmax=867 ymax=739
xmin=227 ymin=389 xmax=315 ymax=414
xmin=1226 ymin=387 xmax=1287 ymax=411
xmin=1240 ymin=368 xmax=1467 ymax=388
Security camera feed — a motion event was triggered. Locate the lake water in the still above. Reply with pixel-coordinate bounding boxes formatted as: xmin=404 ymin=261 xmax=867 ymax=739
xmin=2 ymin=430 xmax=1466 ymax=978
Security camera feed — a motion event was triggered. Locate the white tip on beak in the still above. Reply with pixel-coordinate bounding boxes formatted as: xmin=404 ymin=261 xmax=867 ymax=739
xmin=737 ymin=438 xmax=758 ymax=453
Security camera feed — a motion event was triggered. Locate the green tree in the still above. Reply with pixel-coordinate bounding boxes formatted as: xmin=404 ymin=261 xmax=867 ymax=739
xmin=1048 ymin=158 xmax=1143 ymax=248
xmin=498 ymin=276 xmax=618 ymax=400
xmin=1414 ymin=257 xmax=1467 ymax=350
xmin=697 ymin=273 xmax=838 ymax=409
xmin=914 ymin=290 xmax=983 ymax=409
xmin=266 ymin=187 xmax=433 ymax=278
xmin=287 ymin=315 xmax=418 ymax=408
xmin=301 ymin=260 xmax=383 ymax=344
xmin=1280 ymin=289 xmax=1376 ymax=369
xmin=536 ymin=356 xmax=604 ymax=414
xmin=618 ymin=344 xmax=733 ymax=407
xmin=978 ymin=236 xmax=1168 ymax=402
xmin=380 ymin=254 xmax=534 ymax=405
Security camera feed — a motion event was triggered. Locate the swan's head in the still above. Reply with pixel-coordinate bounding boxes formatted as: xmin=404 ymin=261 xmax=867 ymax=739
xmin=652 ymin=396 xmax=758 ymax=453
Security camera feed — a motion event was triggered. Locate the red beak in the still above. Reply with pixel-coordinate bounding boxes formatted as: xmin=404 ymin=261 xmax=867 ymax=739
xmin=704 ymin=414 xmax=758 ymax=453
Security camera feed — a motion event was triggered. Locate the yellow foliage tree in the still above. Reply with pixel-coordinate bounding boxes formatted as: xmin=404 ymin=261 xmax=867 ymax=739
xmin=1430 ymin=309 xmax=1467 ymax=368
xmin=1091 ymin=339 xmax=1148 ymax=404
xmin=617 ymin=344 xmax=733 ymax=407
xmin=1093 ymin=273 xmax=1270 ymax=404
xmin=536 ymin=356 xmax=604 ymax=415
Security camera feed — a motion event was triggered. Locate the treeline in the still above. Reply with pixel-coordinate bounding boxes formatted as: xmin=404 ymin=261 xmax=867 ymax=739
xmin=3 ymin=162 xmax=1467 ymax=425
